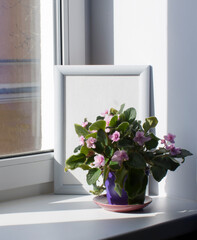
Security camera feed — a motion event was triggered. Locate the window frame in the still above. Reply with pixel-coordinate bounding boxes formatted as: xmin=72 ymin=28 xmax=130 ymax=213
xmin=0 ymin=0 xmax=64 ymax=194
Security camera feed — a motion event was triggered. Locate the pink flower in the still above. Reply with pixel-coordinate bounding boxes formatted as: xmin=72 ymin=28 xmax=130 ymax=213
xmin=93 ymin=154 xmax=105 ymax=168
xmin=164 ymin=133 xmax=176 ymax=143
xmin=133 ymin=131 xmax=151 ymax=146
xmin=101 ymin=109 xmax=109 ymax=117
xmin=109 ymin=131 xmax=120 ymax=142
xmin=165 ymin=144 xmax=171 ymax=150
xmin=86 ymin=137 xmax=97 ymax=149
xmin=105 ymin=128 xmax=110 ymax=133
xmin=104 ymin=115 xmax=112 ymax=127
xmin=81 ymin=121 xmax=88 ymax=127
xmin=79 ymin=136 xmax=85 ymax=146
xmin=161 ymin=139 xmax=181 ymax=155
xmin=111 ymin=150 xmax=129 ymax=165
xmin=168 ymin=144 xmax=181 ymax=156
xmin=161 ymin=139 xmax=170 ymax=149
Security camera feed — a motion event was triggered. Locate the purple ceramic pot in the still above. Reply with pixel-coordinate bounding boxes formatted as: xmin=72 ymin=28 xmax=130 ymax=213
xmin=105 ymin=171 xmax=128 ymax=205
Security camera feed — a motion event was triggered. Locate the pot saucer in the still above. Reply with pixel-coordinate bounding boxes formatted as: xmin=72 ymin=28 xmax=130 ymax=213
xmin=93 ymin=195 xmax=152 ymax=212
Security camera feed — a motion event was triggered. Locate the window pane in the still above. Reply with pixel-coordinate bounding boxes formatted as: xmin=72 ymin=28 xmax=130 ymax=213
xmin=0 ymin=0 xmax=54 ymax=157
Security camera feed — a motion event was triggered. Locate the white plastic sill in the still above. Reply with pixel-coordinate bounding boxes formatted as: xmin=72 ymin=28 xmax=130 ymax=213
xmin=0 ymin=194 xmax=197 ymax=240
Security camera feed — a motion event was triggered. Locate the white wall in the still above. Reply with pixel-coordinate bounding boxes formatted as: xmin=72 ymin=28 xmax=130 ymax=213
xmin=113 ymin=0 xmax=197 ymax=200
xmin=114 ymin=0 xmax=168 ymax=137
xmin=165 ymin=0 xmax=197 ymax=200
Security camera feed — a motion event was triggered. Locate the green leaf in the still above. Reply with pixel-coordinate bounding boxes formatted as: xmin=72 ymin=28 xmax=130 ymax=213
xmin=114 ymin=183 xmax=123 ymax=197
xmin=117 ymin=138 xmax=132 ymax=148
xmin=128 ymin=191 xmax=146 ymax=204
xmin=116 ymin=122 xmax=129 ymax=133
xmin=145 ymin=138 xmax=158 ymax=150
xmin=105 ymin=146 xmax=114 ymax=158
xmin=128 ymin=174 xmax=148 ymax=204
xmin=138 ymin=174 xmax=148 ymax=195
xmin=80 ymin=145 xmax=90 ymax=155
xmin=79 ymin=164 xmax=91 ymax=170
xmin=110 ymin=108 xmax=118 ymax=115
xmin=143 ymin=151 xmax=154 ymax=161
xmin=86 ymin=155 xmax=95 ymax=165
xmin=175 ymin=149 xmax=193 ymax=158
xmin=109 ymin=161 xmax=120 ymax=170
xmin=90 ymin=183 xmax=105 ymax=195
xmin=155 ymin=147 xmax=168 ymax=155
xmin=96 ymin=116 xmax=104 ymax=121
xmin=145 ymin=133 xmax=159 ymax=150
xmin=132 ymin=120 xmax=143 ymax=131
xmin=118 ymin=103 xmax=125 ymax=114
xmin=95 ymin=141 xmax=104 ymax=153
xmin=97 ymin=129 xmax=108 ymax=145
xmin=123 ymin=107 xmax=136 ymax=122
xmin=74 ymin=124 xmax=89 ymax=137
xmin=114 ymin=167 xmax=128 ymax=197
xmin=74 ymin=145 xmax=81 ymax=153
xmin=86 ymin=168 xmax=101 ymax=185
xmin=125 ymin=168 xmax=148 ymax=201
xmin=151 ymin=166 xmax=167 ymax=182
xmin=89 ymin=120 xmax=106 ymax=131
xmin=66 ymin=153 xmax=86 ymax=170
xmin=152 ymin=156 xmax=180 ymax=171
xmin=119 ymin=113 xmax=125 ymax=122
xmin=143 ymin=116 xmax=158 ymax=133
xmin=103 ymin=166 xmax=110 ymax=185
xmin=85 ymin=132 xmax=97 ymax=139
xmin=127 ymin=152 xmax=146 ymax=169
xmin=109 ymin=115 xmax=118 ymax=127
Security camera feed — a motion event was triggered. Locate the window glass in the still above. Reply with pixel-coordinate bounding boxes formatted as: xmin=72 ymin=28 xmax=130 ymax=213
xmin=0 ymin=0 xmax=54 ymax=157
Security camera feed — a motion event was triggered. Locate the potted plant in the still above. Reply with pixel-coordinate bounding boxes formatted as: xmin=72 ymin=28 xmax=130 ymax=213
xmin=65 ymin=104 xmax=192 ymax=206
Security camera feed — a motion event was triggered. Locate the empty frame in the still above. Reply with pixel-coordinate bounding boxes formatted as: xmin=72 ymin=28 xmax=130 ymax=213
xmin=54 ymin=65 xmax=150 ymax=194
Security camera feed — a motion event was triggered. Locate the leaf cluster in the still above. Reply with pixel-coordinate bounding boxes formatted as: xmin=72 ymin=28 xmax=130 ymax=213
xmin=65 ymin=104 xmax=192 ymax=203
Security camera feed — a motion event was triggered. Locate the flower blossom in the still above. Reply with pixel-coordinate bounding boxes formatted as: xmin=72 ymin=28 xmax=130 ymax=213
xmin=164 ymin=133 xmax=176 ymax=143
xmin=161 ymin=137 xmax=181 ymax=155
xmin=168 ymin=144 xmax=181 ymax=156
xmin=101 ymin=109 xmax=109 ymax=117
xmin=161 ymin=139 xmax=169 ymax=149
xmin=104 ymin=115 xmax=112 ymax=127
xmin=79 ymin=136 xmax=85 ymax=146
xmin=81 ymin=121 xmax=88 ymax=127
xmin=133 ymin=131 xmax=151 ymax=146
xmin=86 ymin=137 xmax=97 ymax=149
xmin=109 ymin=131 xmax=120 ymax=143
xmin=105 ymin=128 xmax=110 ymax=133
xmin=93 ymin=154 xmax=105 ymax=167
xmin=111 ymin=150 xmax=129 ymax=165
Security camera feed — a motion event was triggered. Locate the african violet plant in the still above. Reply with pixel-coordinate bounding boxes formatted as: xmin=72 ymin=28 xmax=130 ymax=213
xmin=65 ymin=104 xmax=192 ymax=204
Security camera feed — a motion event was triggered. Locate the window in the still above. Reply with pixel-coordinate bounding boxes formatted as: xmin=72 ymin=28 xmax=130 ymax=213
xmin=0 ymin=0 xmax=54 ymax=157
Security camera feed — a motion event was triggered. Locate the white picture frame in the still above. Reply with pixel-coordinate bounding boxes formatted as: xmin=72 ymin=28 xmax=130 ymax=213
xmin=54 ymin=65 xmax=151 ymax=194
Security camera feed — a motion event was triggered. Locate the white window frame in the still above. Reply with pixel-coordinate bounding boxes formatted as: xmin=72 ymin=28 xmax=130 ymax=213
xmin=0 ymin=0 xmax=64 ymax=195
xmin=0 ymin=0 xmax=88 ymax=198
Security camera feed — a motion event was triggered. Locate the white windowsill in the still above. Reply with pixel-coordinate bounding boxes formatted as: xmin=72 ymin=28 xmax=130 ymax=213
xmin=0 ymin=194 xmax=196 ymax=240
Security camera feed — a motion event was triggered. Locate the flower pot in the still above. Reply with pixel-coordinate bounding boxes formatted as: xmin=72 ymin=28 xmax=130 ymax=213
xmin=105 ymin=171 xmax=128 ymax=205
